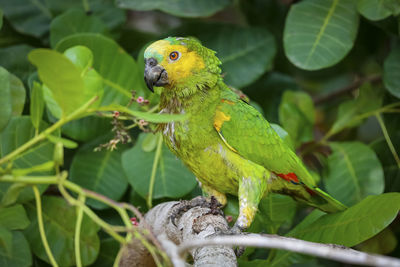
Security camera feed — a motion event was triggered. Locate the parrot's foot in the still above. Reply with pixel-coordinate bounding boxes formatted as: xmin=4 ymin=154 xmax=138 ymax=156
xmin=170 ymin=196 xmax=224 ymax=227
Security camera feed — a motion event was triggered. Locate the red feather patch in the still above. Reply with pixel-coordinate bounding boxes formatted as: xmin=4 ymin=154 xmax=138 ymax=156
xmin=276 ymin=172 xmax=299 ymax=184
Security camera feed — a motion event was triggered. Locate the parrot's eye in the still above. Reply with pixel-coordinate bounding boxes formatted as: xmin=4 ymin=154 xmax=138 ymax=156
xmin=169 ymin=51 xmax=180 ymax=61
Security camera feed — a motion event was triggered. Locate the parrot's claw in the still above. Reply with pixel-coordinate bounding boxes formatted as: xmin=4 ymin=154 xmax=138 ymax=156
xmin=170 ymin=196 xmax=224 ymax=227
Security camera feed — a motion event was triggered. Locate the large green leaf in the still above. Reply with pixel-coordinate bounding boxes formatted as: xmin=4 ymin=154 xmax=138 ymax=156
xmin=284 ymin=0 xmax=359 ymax=70
xmin=0 ymin=116 xmax=53 ymax=203
xmin=383 ymin=44 xmax=400 ymax=99
xmin=122 ymin=133 xmax=197 ymax=199
xmin=0 ymin=45 xmax=34 ymax=82
xmin=271 ymin=193 xmax=400 ymax=266
xmin=30 ymin=82 xmax=44 ymax=131
xmin=0 ymin=205 xmax=30 ymax=230
xmin=55 ymin=33 xmax=145 ymax=106
xmin=0 ymin=231 xmax=31 ymax=267
xmin=325 ymin=142 xmax=384 ymax=206
xmin=50 ymin=9 xmax=108 ymax=48
xmin=0 ymin=8 xmax=3 ymax=30
xmin=70 ymin=142 xmax=128 ymax=209
xmin=0 ymin=67 xmax=11 ymax=132
xmin=329 ymin=83 xmax=383 ymax=135
xmin=24 ymin=196 xmax=100 ymax=266
xmin=117 ymin=0 xmax=230 ymax=18
xmin=61 ymin=116 xmax=112 ymax=142
xmin=9 ymin=74 xmax=25 ymax=117
xmin=278 ymin=91 xmax=315 ymax=148
xmin=176 ymin=24 xmax=276 ymax=88
xmin=92 ymin=238 xmax=119 ymax=267
xmin=29 ymin=49 xmax=99 ymax=118
xmin=357 ymin=0 xmax=400 ymax=21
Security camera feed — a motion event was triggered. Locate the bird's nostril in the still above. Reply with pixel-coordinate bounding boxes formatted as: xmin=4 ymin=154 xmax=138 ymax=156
xmin=147 ymin=58 xmax=157 ymax=67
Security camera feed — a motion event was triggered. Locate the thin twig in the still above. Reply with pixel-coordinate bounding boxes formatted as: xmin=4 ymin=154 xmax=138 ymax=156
xmin=74 ymin=194 xmax=85 ymax=267
xmin=33 ymin=185 xmax=59 ymax=267
xmin=147 ymin=134 xmax=163 ymax=208
xmin=375 ymin=113 xmax=400 ymax=168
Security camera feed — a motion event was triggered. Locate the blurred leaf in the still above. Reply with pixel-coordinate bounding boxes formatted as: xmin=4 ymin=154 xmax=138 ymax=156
xmin=383 ymin=43 xmax=400 ymax=99
xmin=329 ymin=83 xmax=383 ymax=135
xmin=272 ymin=193 xmax=400 ymax=266
xmin=122 ymin=133 xmax=197 ymax=199
xmin=0 ymin=226 xmax=12 ymax=257
xmin=30 ymin=82 xmax=44 ymax=131
xmin=178 ymin=24 xmax=276 ymax=88
xmin=0 ymin=8 xmax=2 ymax=30
xmin=0 ymin=231 xmax=31 ymax=267
xmin=29 ymin=48 xmax=101 ymax=118
xmin=92 ymin=238 xmax=119 ymax=267
xmin=0 ymin=204 xmax=30 ymax=230
xmin=279 ymin=91 xmax=315 ymax=147
xmin=257 ymin=194 xmax=297 ymax=234
xmin=24 ymin=196 xmax=100 ymax=266
xmin=55 ymin=33 xmax=145 ymax=106
xmin=0 ymin=45 xmax=34 ymax=82
xmin=142 ymin=133 xmax=158 ymax=152
xmin=357 ymin=0 xmax=398 ymax=21
xmin=70 ymin=143 xmax=128 ymax=209
xmin=1 ymin=183 xmax=27 ymax=207
xmin=117 ymin=0 xmax=230 ymax=18
xmin=61 ymin=116 xmax=112 ymax=142
xmin=0 ymin=67 xmax=11 ymax=132
xmin=45 ymin=135 xmax=78 ymax=149
xmin=325 ymin=142 xmax=384 ymax=206
xmin=284 ymin=0 xmax=359 ymax=70
xmin=0 ymin=0 xmax=52 ymax=37
xmin=0 ymin=116 xmax=53 ymax=203
xmin=358 ymin=228 xmax=397 ymax=254
xmin=50 ymin=9 xmax=108 ymax=48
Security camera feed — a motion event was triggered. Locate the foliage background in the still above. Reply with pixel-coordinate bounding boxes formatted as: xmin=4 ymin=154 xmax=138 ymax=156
xmin=0 ymin=0 xmax=400 ymax=266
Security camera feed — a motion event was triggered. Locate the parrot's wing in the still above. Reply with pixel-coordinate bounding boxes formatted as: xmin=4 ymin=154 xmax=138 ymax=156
xmin=213 ymin=89 xmax=317 ymax=188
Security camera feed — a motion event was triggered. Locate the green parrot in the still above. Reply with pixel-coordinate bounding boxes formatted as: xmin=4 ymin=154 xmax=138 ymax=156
xmin=143 ymin=37 xmax=346 ymax=231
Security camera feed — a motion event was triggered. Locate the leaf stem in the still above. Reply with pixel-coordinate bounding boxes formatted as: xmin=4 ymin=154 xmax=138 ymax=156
xmin=75 ymin=194 xmax=85 ymax=267
xmin=147 ymin=134 xmax=163 ymax=208
xmin=33 ymin=185 xmax=59 ymax=267
xmin=375 ymin=113 xmax=400 ymax=168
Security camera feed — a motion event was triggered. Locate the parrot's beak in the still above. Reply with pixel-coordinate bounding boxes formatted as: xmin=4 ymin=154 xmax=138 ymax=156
xmin=144 ymin=57 xmax=168 ymax=92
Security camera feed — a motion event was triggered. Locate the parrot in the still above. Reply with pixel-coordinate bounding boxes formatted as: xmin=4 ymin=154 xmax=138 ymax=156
xmin=143 ymin=37 xmax=346 ymax=231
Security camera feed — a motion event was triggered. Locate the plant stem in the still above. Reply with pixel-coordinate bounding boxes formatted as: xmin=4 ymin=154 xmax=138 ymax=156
xmin=75 ymin=194 xmax=85 ymax=267
xmin=375 ymin=113 xmax=400 ymax=168
xmin=147 ymin=134 xmax=163 ymax=208
xmin=0 ymin=96 xmax=98 ymax=166
xmin=33 ymin=185 xmax=59 ymax=267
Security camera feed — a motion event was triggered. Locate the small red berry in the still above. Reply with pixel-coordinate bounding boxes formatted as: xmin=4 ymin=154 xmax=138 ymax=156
xmin=226 ymin=215 xmax=233 ymax=223
xmin=113 ymin=111 xmax=120 ymax=118
xmin=130 ymin=217 xmax=139 ymax=226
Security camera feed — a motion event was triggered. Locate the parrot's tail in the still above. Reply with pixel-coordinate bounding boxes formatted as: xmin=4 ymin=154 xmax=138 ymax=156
xmin=306 ymin=188 xmax=347 ymax=213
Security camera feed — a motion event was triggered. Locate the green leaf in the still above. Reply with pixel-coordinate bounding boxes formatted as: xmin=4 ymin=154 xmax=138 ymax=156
xmin=329 ymin=83 xmax=383 ymax=135
xmin=50 ymin=9 xmax=108 ymax=48
xmin=45 ymin=135 xmax=78 ymax=149
xmin=0 ymin=45 xmax=34 ymax=82
xmin=122 ymin=133 xmax=197 ymax=199
xmin=117 ymin=0 xmax=230 ymax=18
xmin=141 ymin=133 xmax=158 ymax=152
xmin=0 ymin=231 xmax=31 ymax=267
xmin=358 ymin=228 xmax=397 ymax=254
xmin=1 ymin=183 xmax=27 ymax=207
xmin=177 ymin=24 xmax=276 ymax=88
xmin=96 ymin=104 xmax=187 ymax=123
xmin=28 ymin=49 xmax=97 ymax=118
xmin=272 ymin=193 xmax=400 ymax=266
xmin=0 ymin=116 xmax=53 ymax=203
xmin=55 ymin=33 xmax=145 ymax=106
xmin=92 ymin=238 xmax=119 ymax=267
xmin=257 ymin=194 xmax=297 ymax=234
xmin=0 ymin=205 xmax=30 ymax=230
xmin=0 ymin=67 xmax=12 ymax=132
xmin=284 ymin=0 xmax=359 ymax=70
xmin=383 ymin=44 xmax=400 ymax=99
xmin=278 ymin=91 xmax=315 ymax=148
xmin=30 ymin=82 xmax=44 ymax=131
xmin=70 ymin=143 xmax=128 ymax=209
xmin=9 ymin=74 xmax=25 ymax=117
xmin=0 ymin=8 xmax=3 ymax=30
xmin=0 ymin=226 xmax=12 ymax=257
xmin=357 ymin=0 xmax=400 ymax=21
xmin=61 ymin=116 xmax=112 ymax=142
xmin=324 ymin=142 xmax=384 ymax=206
xmin=24 ymin=196 xmax=100 ymax=266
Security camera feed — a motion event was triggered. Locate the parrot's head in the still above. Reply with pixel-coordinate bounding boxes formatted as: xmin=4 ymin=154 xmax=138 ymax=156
xmin=144 ymin=37 xmax=221 ymax=98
